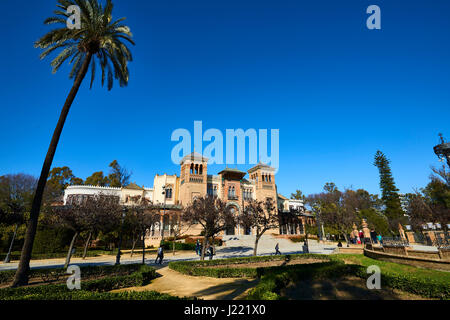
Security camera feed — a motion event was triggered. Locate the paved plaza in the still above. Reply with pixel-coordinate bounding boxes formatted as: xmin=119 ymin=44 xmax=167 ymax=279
xmin=0 ymin=236 xmax=338 ymax=272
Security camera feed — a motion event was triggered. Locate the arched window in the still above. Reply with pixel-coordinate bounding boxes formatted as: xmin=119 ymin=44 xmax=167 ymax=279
xmin=199 ymin=164 xmax=203 ymax=175
xmin=269 ymin=174 xmax=272 ymax=182
xmin=190 ymin=163 xmax=194 ymax=174
xmin=195 ymin=164 xmax=198 ymax=174
xmin=165 ymin=187 xmax=172 ymax=199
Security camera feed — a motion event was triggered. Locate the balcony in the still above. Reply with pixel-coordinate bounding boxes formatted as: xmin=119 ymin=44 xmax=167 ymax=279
xmin=228 ymin=195 xmax=238 ymax=200
xmin=189 ymin=174 xmax=204 ymax=183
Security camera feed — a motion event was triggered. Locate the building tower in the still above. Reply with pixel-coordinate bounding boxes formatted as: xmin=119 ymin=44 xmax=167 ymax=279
xmin=179 ymin=152 xmax=208 ymax=205
xmin=247 ymin=163 xmax=277 ymax=204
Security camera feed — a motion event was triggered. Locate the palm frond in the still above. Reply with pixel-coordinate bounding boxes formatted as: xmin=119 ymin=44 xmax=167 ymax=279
xmin=37 ymin=0 xmax=134 ymax=90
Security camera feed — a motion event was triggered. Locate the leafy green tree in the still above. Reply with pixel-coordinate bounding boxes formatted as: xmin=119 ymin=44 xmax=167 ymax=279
xmin=373 ymin=151 xmax=405 ymax=233
xmin=0 ymin=174 xmax=37 ymax=262
xmin=406 ymin=163 xmax=449 ymax=233
xmin=13 ymin=0 xmax=134 ymax=287
xmin=107 ymin=160 xmax=131 ymax=187
xmin=290 ymin=190 xmax=306 ymax=201
xmin=323 ymin=182 xmax=338 ymax=193
xmin=307 ymin=185 xmax=357 ymax=243
xmin=45 ymin=167 xmax=83 ymax=200
xmin=416 ymin=177 xmax=449 ymax=231
xmin=85 ymin=171 xmax=110 ymax=186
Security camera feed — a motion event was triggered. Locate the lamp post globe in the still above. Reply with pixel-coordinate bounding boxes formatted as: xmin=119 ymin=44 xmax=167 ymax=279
xmin=433 ymin=133 xmax=450 ymax=168
xmin=161 ymin=186 xmax=166 ymax=241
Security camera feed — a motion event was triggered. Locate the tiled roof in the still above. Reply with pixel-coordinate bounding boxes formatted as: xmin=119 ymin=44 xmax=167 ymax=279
xmin=180 ymin=152 xmax=208 ymax=164
xmin=124 ymin=182 xmax=144 ymax=190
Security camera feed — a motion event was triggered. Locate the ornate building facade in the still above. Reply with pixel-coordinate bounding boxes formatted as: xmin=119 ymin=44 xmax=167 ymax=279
xmin=64 ymin=152 xmax=313 ymax=244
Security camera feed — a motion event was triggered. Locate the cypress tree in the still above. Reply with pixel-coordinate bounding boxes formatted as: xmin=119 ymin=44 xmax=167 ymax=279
xmin=374 ymin=151 xmax=405 ymax=234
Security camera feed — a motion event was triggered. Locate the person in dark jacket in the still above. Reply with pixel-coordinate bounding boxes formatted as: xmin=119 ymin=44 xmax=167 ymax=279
xmin=275 ymin=243 xmax=281 ymax=255
xmin=207 ymin=245 xmax=214 ymax=260
xmin=155 ymin=245 xmax=164 ymax=264
xmin=195 ymin=240 xmax=201 ymax=256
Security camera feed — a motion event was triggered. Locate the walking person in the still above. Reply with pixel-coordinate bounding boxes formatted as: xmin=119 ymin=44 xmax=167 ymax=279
xmin=370 ymin=229 xmax=378 ymax=244
xmin=155 ymin=245 xmax=164 ymax=264
xmin=207 ymin=245 xmax=214 ymax=260
xmin=195 ymin=240 xmax=201 ymax=256
xmin=377 ymin=234 xmax=383 ymax=245
xmin=275 ymin=243 xmax=281 ymax=255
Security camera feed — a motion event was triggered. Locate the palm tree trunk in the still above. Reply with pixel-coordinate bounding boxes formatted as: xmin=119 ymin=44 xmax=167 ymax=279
xmin=3 ymin=224 xmax=19 ymax=263
xmin=64 ymin=232 xmax=79 ymax=269
xmin=82 ymin=232 xmax=92 ymax=260
xmin=12 ymin=52 xmax=93 ymax=287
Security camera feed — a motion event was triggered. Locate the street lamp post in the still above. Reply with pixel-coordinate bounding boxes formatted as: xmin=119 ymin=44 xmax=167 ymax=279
xmin=115 ymin=207 xmax=127 ymax=265
xmin=161 ymin=186 xmax=166 ymax=241
xmin=3 ymin=224 xmax=19 ymax=263
xmin=316 ymin=207 xmax=324 ymax=242
xmin=434 ymin=133 xmax=450 ymax=168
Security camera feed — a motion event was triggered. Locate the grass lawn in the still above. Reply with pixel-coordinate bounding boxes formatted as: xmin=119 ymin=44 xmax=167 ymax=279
xmin=334 ymin=254 xmax=450 ymax=284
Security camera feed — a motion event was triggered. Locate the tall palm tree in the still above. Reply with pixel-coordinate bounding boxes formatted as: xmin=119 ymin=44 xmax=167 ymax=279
xmin=12 ymin=0 xmax=134 ymax=287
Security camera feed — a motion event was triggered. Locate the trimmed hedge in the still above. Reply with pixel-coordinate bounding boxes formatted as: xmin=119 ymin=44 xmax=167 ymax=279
xmin=0 ymin=263 xmax=146 ymax=285
xmin=0 ymin=265 xmax=160 ymax=300
xmin=1 ymin=290 xmax=190 ymax=300
xmin=169 ymin=254 xmax=332 ymax=278
xmin=184 ymin=237 xmax=223 ymax=246
xmin=160 ymin=241 xmax=196 ymax=251
xmin=0 ymin=249 xmax=120 ymax=261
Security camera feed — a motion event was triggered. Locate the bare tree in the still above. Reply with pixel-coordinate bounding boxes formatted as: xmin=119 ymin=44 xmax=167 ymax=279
xmin=169 ymin=212 xmax=191 ymax=255
xmin=182 ymin=195 xmax=235 ymax=260
xmin=430 ymin=165 xmax=450 ymax=186
xmin=306 ymin=188 xmax=358 ymax=243
xmin=240 ymin=198 xmax=278 ymax=256
xmin=127 ymin=200 xmax=159 ymax=264
xmin=55 ymin=194 xmax=121 ymax=268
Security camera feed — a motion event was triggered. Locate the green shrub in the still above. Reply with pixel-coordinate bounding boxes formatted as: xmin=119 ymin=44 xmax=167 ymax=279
xmin=169 ymin=254 xmax=332 ymax=278
xmin=0 ymin=290 xmax=189 ymax=300
xmin=287 ymin=235 xmax=306 ymax=243
xmin=184 ymin=237 xmax=223 ymax=246
xmin=32 ymin=226 xmax=73 ymax=254
xmin=0 ymin=265 xmax=159 ymax=300
xmin=0 ymin=263 xmax=147 ymax=285
xmin=160 ymin=241 xmax=196 ymax=251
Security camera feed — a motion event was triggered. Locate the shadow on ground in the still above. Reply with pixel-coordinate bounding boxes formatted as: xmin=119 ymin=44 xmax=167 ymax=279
xmin=193 ymin=278 xmax=259 ymax=300
xmin=280 ymin=276 xmax=427 ymax=300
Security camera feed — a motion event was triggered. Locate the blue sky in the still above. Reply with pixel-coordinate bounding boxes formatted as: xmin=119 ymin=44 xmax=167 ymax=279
xmin=0 ymin=0 xmax=449 ymax=197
